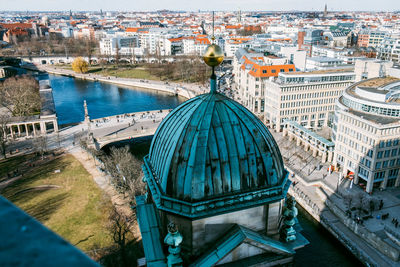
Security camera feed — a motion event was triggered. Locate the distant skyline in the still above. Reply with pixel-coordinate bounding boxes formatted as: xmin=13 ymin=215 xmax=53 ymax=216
xmin=0 ymin=0 xmax=399 ymax=12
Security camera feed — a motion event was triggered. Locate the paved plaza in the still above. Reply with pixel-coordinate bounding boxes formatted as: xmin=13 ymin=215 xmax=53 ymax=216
xmin=272 ymin=129 xmax=400 ymax=266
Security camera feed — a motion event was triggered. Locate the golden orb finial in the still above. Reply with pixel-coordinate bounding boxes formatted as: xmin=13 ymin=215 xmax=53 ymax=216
xmin=203 ymin=44 xmax=224 ymax=67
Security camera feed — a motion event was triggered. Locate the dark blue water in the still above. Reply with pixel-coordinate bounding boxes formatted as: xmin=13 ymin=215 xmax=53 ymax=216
xmin=49 ymin=75 xmax=184 ymax=125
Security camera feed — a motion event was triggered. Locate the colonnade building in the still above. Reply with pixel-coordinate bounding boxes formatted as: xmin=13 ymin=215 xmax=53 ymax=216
xmin=3 ymin=79 xmax=58 ymax=140
xmin=264 ymin=69 xmax=355 ymax=131
xmin=332 ymin=77 xmax=400 ymax=193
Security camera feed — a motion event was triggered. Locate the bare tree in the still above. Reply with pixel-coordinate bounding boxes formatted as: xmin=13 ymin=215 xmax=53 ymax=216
xmin=108 ymin=206 xmax=132 ymax=267
xmin=85 ymin=38 xmax=97 ymax=65
xmin=343 ymin=193 xmax=353 ymax=211
xmin=354 ymin=192 xmax=367 ymax=216
xmin=0 ymin=115 xmax=10 ymax=158
xmin=115 ymin=42 xmax=120 ymax=67
xmin=103 ymin=146 xmax=144 ymax=197
xmin=0 ymin=75 xmax=41 ymax=117
xmin=33 ymin=135 xmax=47 ymax=160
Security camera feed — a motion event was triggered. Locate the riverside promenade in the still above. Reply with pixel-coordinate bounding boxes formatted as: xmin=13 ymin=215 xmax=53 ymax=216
xmin=33 ymin=65 xmax=206 ymax=100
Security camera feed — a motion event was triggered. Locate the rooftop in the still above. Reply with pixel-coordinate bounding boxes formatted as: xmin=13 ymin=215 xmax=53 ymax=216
xmin=283 ymin=68 xmax=354 ymax=76
xmin=358 ymin=77 xmax=399 ymax=88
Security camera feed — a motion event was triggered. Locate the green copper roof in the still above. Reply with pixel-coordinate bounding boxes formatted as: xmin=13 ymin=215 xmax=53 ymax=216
xmin=190 ymin=224 xmax=295 ymax=267
xmin=135 ymin=196 xmax=166 ymax=267
xmin=146 ymin=93 xmax=286 ymax=202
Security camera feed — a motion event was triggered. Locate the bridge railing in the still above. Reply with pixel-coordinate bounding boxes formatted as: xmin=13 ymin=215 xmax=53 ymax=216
xmin=95 ymin=125 xmax=160 ymax=143
xmin=90 ymin=109 xmax=171 ymax=124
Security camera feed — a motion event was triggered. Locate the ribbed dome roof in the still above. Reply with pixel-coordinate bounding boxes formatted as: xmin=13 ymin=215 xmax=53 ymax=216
xmin=146 ymin=93 xmax=285 ymax=202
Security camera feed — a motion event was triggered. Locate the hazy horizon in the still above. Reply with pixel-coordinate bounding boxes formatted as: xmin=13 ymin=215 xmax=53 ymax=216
xmin=0 ymin=0 xmax=398 ymax=13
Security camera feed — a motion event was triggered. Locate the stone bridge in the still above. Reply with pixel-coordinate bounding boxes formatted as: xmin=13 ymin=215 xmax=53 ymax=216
xmin=89 ymin=109 xmax=171 ymax=149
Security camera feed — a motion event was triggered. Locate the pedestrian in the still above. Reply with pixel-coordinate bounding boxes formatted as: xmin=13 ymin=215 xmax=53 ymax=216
xmin=379 ymin=199 xmax=384 ymax=210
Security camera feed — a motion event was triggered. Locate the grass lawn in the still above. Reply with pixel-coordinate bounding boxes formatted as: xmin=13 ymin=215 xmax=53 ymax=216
xmin=0 ymin=154 xmax=114 ymax=253
xmin=58 ymin=63 xmax=160 ymax=81
xmin=97 ymin=67 xmax=160 ymax=80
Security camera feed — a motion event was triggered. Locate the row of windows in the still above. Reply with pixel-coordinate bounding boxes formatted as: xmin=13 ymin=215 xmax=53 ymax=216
xmin=280 ymin=106 xmax=333 ymax=116
xmin=374 ymin=169 xmax=399 ymax=180
xmin=283 ymin=75 xmax=354 ymax=84
xmin=377 ymin=148 xmax=399 ymax=159
xmin=280 ymin=98 xmax=336 ymax=108
xmin=342 ymin=96 xmax=400 ymax=117
xmin=281 ymin=82 xmax=351 ymax=92
xmin=375 ymin=159 xmax=400 ymax=169
xmin=281 ymin=90 xmax=341 ymax=101
xmin=378 ymin=139 xmax=399 ymax=148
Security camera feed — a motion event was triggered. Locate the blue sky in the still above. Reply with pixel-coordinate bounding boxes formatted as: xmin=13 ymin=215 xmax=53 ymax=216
xmin=0 ymin=0 xmax=398 ymax=12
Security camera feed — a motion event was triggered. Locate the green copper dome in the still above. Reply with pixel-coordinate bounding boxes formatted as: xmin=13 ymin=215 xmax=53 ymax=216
xmin=144 ymin=92 xmax=287 ymax=206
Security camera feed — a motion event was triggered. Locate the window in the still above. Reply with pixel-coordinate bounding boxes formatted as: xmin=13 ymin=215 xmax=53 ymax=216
xmin=289 ymin=68 xmax=294 ymax=72
xmin=377 ymin=151 xmax=383 ymax=159
xmin=358 ymin=166 xmax=370 ymax=178
xmin=386 ymin=140 xmax=392 ymax=147
xmin=392 ymin=149 xmax=397 ymax=157
xmin=280 ymin=69 xmax=285 ymax=72
xmin=367 ymin=150 xmax=373 ymax=158
xmin=390 ymin=159 xmax=396 ymax=167
xmin=262 ymin=70 xmax=267 ymax=74
xmin=365 ymin=159 xmax=371 ymax=168
xmin=389 ymin=169 xmax=399 ymax=178
xmin=271 ymin=69 xmax=276 ymax=73
xmin=384 ymin=150 xmax=391 ymax=158
xmin=375 ymin=162 xmax=382 ymax=169
xmin=375 ymin=171 xmax=385 ymax=180
xmin=379 ymin=142 xmax=385 ymax=148
xmin=383 ymin=161 xmax=389 ymax=168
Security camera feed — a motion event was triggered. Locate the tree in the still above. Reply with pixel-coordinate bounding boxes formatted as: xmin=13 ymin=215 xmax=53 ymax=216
xmin=84 ymin=38 xmax=97 ymax=65
xmin=343 ymin=193 xmax=353 ymax=211
xmin=107 ymin=206 xmax=133 ymax=267
xmin=354 ymin=192 xmax=367 ymax=216
xmin=0 ymin=115 xmax=10 ymax=158
xmin=114 ymin=42 xmax=120 ymax=67
xmin=72 ymin=57 xmax=89 ymax=73
xmin=33 ymin=135 xmax=47 ymax=160
xmin=103 ymin=146 xmax=144 ymax=197
xmin=0 ymin=75 xmax=41 ymax=117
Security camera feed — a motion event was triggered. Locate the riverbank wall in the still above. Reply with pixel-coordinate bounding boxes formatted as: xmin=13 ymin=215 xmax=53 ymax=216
xmin=26 ymin=65 xmax=201 ymax=100
xmin=287 ymin=165 xmax=399 ymax=266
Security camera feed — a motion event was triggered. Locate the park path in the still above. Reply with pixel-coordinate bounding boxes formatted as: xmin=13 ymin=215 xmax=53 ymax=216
xmin=69 ymin=147 xmax=140 ymax=239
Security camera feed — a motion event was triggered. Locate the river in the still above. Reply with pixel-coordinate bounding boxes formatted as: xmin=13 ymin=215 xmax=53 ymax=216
xmin=50 ymin=75 xmax=362 ymax=266
xmin=49 ymin=74 xmax=184 ymax=125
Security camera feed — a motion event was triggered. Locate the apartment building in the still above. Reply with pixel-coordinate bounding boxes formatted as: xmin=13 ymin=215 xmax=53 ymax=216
xmin=332 ymin=77 xmax=400 ymax=192
xmin=357 ymin=30 xmax=387 ymax=48
xmin=377 ymin=35 xmax=400 ymax=64
xmin=99 ymin=36 xmax=138 ymax=56
xmin=264 ymin=69 xmax=355 ymax=130
xmin=234 ymin=49 xmax=295 ymax=117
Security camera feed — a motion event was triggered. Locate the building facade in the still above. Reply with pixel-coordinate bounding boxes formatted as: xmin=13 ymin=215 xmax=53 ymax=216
xmin=233 ymin=49 xmax=295 ymax=117
xmin=332 ymin=77 xmax=400 ymax=193
xmin=264 ymin=70 xmax=355 ymax=130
